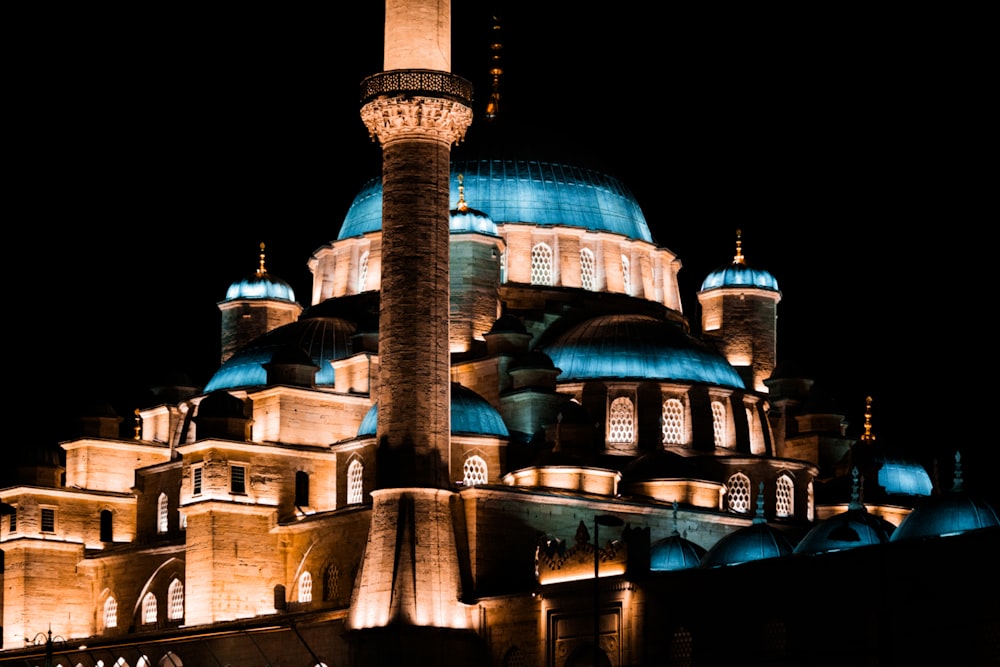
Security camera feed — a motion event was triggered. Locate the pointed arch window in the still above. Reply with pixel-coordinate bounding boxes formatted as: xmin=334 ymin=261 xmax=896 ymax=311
xmin=608 ymin=396 xmax=635 ymax=444
xmin=727 ymin=472 xmax=752 ymax=514
xmin=142 ymin=592 xmax=157 ymax=625
xmin=358 ymin=250 xmax=369 ymax=292
xmin=711 ymin=400 xmax=727 ymax=448
xmin=347 ymin=459 xmax=364 ymax=505
xmin=295 ymin=471 xmax=310 ymax=507
xmin=100 ymin=509 xmax=113 ymax=542
xmin=324 ymin=563 xmax=340 ymax=602
xmin=661 ymin=398 xmax=685 ymax=445
xmin=621 ymin=254 xmax=631 ymax=295
xmin=530 ymin=242 xmax=554 ymax=285
xmin=776 ymin=474 xmax=794 ymax=517
xmin=580 ymin=247 xmax=596 ymax=291
xmin=168 ymin=578 xmax=184 ymax=620
xmin=463 ymin=455 xmax=488 ymax=486
xmin=299 ymin=571 xmax=313 ymax=603
xmin=807 ymin=480 xmax=815 ymax=522
xmin=103 ymin=595 xmax=118 ymax=629
xmin=157 ymin=493 xmax=168 ymax=534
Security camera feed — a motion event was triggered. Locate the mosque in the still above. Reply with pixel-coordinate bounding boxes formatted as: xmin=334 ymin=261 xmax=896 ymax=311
xmin=2 ymin=2 xmax=997 ymax=666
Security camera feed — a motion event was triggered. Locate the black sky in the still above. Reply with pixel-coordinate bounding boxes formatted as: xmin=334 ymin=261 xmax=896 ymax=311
xmin=15 ymin=5 xmax=988 ymax=483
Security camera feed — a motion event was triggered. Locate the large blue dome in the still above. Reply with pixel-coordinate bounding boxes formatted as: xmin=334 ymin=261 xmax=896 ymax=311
xmin=542 ymin=314 xmax=745 ymax=388
xmin=337 ymin=159 xmax=654 ymax=243
xmin=357 ymin=383 xmax=509 ymax=438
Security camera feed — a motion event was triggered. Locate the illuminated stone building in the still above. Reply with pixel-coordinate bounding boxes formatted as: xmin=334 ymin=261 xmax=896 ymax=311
xmin=2 ymin=1 xmax=997 ymax=665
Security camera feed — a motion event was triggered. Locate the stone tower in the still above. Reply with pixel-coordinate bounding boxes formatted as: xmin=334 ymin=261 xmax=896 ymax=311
xmin=345 ymin=1 xmax=482 ymax=663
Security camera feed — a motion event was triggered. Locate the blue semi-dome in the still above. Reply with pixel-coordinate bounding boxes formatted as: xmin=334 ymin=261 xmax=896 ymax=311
xmin=542 ymin=314 xmax=745 ymax=388
xmin=338 ymin=159 xmax=654 ymax=243
xmin=358 ymin=383 xmax=510 ymax=438
xmin=205 ymin=317 xmax=356 ymax=391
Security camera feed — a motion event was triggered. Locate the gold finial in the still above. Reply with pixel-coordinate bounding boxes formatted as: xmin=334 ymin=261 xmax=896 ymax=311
xmin=133 ymin=408 xmax=142 ymax=440
xmin=733 ymin=229 xmax=745 ymax=265
xmin=485 ymin=15 xmax=503 ymax=121
xmin=257 ymin=242 xmax=267 ymax=277
xmin=457 ymin=174 xmax=468 ymax=212
xmin=859 ymin=396 xmax=875 ymax=442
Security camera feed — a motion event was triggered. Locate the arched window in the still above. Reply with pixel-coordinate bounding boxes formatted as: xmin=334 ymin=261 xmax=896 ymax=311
xmin=669 ymin=626 xmax=694 ymax=665
xmin=775 ymin=474 xmax=794 ymax=517
xmin=347 ymin=459 xmax=364 ymax=505
xmin=463 ymin=455 xmax=488 ymax=486
xmin=299 ymin=571 xmax=313 ymax=603
xmin=324 ymin=563 xmax=340 ymax=602
xmin=159 ymin=652 xmax=183 ymax=666
xmin=661 ymin=398 xmax=685 ymax=445
xmin=104 ymin=595 xmax=118 ymax=629
xmin=621 ymin=254 xmax=631 ymax=295
xmin=530 ymin=242 xmax=554 ymax=285
xmin=295 ymin=471 xmax=310 ymax=507
xmin=580 ymin=248 xmax=596 ymax=291
xmin=142 ymin=592 xmax=157 ymax=625
xmin=500 ymin=248 xmax=507 ymax=283
xmin=727 ymin=472 xmax=752 ymax=514
xmin=157 ymin=493 xmax=168 ymax=534
xmin=358 ymin=250 xmax=369 ymax=292
xmin=608 ymin=396 xmax=635 ymax=444
xmin=100 ymin=509 xmax=113 ymax=542
xmin=807 ymin=480 xmax=815 ymax=522
xmin=168 ymin=578 xmax=184 ymax=620
xmin=711 ymin=400 xmax=727 ymax=448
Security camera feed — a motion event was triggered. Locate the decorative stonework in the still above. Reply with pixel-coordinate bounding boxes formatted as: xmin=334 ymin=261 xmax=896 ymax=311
xmin=361 ymin=94 xmax=472 ymax=146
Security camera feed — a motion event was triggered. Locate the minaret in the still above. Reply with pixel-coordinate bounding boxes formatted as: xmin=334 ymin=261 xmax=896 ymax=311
xmin=347 ymin=1 xmax=481 ymax=663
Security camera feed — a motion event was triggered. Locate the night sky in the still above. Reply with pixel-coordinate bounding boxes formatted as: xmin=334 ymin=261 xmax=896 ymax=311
xmin=15 ymin=5 xmax=987 ymax=493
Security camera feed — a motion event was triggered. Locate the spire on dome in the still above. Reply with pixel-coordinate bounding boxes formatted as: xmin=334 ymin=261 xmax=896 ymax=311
xmin=733 ymin=228 xmax=745 ymax=265
xmin=859 ymin=396 xmax=875 ymax=443
xmin=485 ymin=15 xmax=503 ymax=121
xmin=752 ymin=481 xmax=766 ymax=524
xmin=257 ymin=242 xmax=268 ymax=277
xmin=848 ymin=467 xmax=863 ymax=510
xmin=952 ymin=451 xmax=964 ymax=492
xmin=457 ymin=174 xmax=468 ymax=212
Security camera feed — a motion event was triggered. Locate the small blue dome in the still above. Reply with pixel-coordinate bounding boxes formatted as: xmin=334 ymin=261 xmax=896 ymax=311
xmin=891 ymin=456 xmax=999 ymax=541
xmin=543 ymin=314 xmax=745 ymax=388
xmin=338 ymin=160 xmax=654 ymax=242
xmin=877 ymin=456 xmax=933 ymax=497
xmin=650 ymin=532 xmax=708 ymax=571
xmin=699 ymin=522 xmax=794 ymax=568
xmin=205 ymin=317 xmax=355 ymax=391
xmin=450 ymin=204 xmax=499 ymax=236
xmin=700 ymin=232 xmax=778 ymax=292
xmin=357 ymin=383 xmax=509 ymax=438
xmin=793 ymin=508 xmax=895 ymax=555
xmin=225 ymin=273 xmax=297 ymax=302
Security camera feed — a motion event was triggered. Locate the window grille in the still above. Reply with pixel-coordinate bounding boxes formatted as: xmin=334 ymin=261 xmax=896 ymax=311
xmin=711 ymin=400 xmax=727 ymax=448
xmin=727 ymin=472 xmax=751 ymax=513
xmin=776 ymin=475 xmax=794 ymax=517
xmin=157 ymin=493 xmax=168 ymax=533
xmin=621 ymin=254 xmax=631 ymax=295
xmin=347 ymin=460 xmax=364 ymax=504
xmin=41 ymin=508 xmax=55 ymax=533
xmin=463 ymin=455 xmax=488 ymax=486
xmin=580 ymin=248 xmax=596 ymax=290
xmin=168 ymin=579 xmax=184 ymax=620
xmin=104 ymin=596 xmax=118 ymax=629
xmin=231 ymin=465 xmax=247 ymax=494
xmin=143 ymin=592 xmax=157 ymax=624
xmin=8 ymin=509 xmax=15 ymax=533
xmin=608 ymin=396 xmax=635 ymax=444
xmin=193 ymin=466 xmax=202 ymax=495
xmin=299 ymin=571 xmax=313 ymax=603
xmin=358 ymin=250 xmax=369 ymax=292
xmin=662 ymin=398 xmax=684 ymax=444
xmin=530 ymin=243 xmax=554 ymax=285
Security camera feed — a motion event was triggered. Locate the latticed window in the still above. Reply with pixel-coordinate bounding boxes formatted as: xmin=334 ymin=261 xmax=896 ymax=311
xmin=608 ymin=396 xmax=635 ymax=444
xmin=299 ymin=571 xmax=313 ymax=603
xmin=325 ymin=563 xmax=340 ymax=602
xmin=143 ymin=592 xmax=157 ymax=624
xmin=104 ymin=596 xmax=118 ymax=629
xmin=500 ymin=248 xmax=507 ymax=283
xmin=502 ymin=646 xmax=528 ymax=667
xmin=8 ymin=508 xmax=15 ymax=532
xmin=711 ymin=400 xmax=727 ymax=448
xmin=192 ymin=466 xmax=203 ymax=495
xmin=358 ymin=250 xmax=369 ymax=292
xmin=662 ymin=398 xmax=684 ymax=445
xmin=580 ymin=248 xmax=596 ymax=291
xmin=157 ymin=493 xmax=168 ymax=533
xmin=727 ymin=472 xmax=752 ymax=513
xmin=530 ymin=242 xmax=554 ymax=285
xmin=347 ymin=460 xmax=364 ymax=505
xmin=669 ymin=627 xmax=693 ymax=666
xmin=41 ymin=508 xmax=55 ymax=533
xmin=168 ymin=579 xmax=184 ymax=620
xmin=775 ymin=475 xmax=794 ymax=517
xmin=621 ymin=254 xmax=631 ymax=295
xmin=463 ymin=455 xmax=488 ymax=486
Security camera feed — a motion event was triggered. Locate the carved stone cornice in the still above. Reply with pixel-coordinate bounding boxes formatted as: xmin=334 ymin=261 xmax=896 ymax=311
xmin=360 ymin=69 xmax=473 ymax=146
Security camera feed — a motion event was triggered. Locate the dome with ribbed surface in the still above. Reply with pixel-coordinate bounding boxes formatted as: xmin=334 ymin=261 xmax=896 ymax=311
xmin=793 ymin=509 xmax=895 ymax=555
xmin=651 ymin=532 xmax=709 ymax=571
xmin=338 ymin=160 xmax=653 ymax=242
xmin=542 ymin=314 xmax=745 ymax=387
xmin=205 ymin=317 xmax=355 ymax=391
xmin=224 ymin=273 xmax=296 ymax=302
xmin=700 ymin=231 xmax=778 ymax=292
xmin=357 ymin=383 xmax=509 ymax=438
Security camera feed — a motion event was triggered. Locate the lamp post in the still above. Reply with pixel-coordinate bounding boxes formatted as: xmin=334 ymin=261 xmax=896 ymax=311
xmin=593 ymin=514 xmax=624 ymax=667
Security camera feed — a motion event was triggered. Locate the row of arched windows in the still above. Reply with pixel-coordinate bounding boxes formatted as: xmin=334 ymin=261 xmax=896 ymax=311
xmin=103 ymin=579 xmax=184 ymax=630
xmin=526 ymin=243 xmax=635 ymax=295
xmin=725 ymin=472 xmax=802 ymax=518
